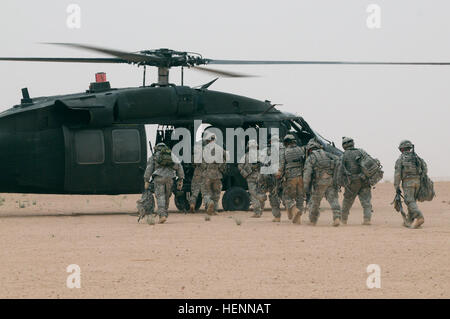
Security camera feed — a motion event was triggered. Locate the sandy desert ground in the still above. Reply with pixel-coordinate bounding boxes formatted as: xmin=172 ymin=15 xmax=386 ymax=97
xmin=0 ymin=182 xmax=449 ymax=299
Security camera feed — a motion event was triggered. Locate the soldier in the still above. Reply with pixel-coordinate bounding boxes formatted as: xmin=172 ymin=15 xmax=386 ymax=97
xmin=340 ymin=137 xmax=373 ymax=225
xmin=303 ymin=140 xmax=341 ymax=226
xmin=189 ymin=141 xmax=205 ymax=213
xmin=394 ymin=140 xmax=427 ymax=229
xmin=259 ymin=135 xmax=282 ymax=222
xmin=201 ymin=132 xmax=228 ymax=215
xmin=276 ymin=134 xmax=306 ymax=223
xmin=238 ymin=139 xmax=266 ymax=218
xmin=144 ymin=142 xmax=184 ymax=224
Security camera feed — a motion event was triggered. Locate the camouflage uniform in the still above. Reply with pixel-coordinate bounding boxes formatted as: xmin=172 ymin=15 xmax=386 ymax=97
xmin=189 ymin=141 xmax=205 ymax=212
xmin=136 ymin=187 xmax=155 ymax=218
xmin=278 ymin=135 xmax=306 ymax=221
xmin=259 ymin=137 xmax=282 ymax=220
xmin=303 ymin=140 xmax=341 ymax=226
xmin=340 ymin=137 xmax=372 ymax=224
xmin=238 ymin=143 xmax=266 ymax=217
xmin=201 ymin=136 xmax=228 ymax=214
xmin=394 ymin=140 xmax=426 ymax=228
xmin=144 ymin=144 xmax=184 ymax=222
xmin=189 ymin=163 xmax=204 ymax=209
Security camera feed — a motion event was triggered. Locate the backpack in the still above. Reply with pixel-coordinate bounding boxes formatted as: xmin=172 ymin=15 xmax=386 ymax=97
xmin=415 ymin=155 xmax=435 ymax=202
xmin=359 ymin=150 xmax=384 ymax=186
xmin=334 ymin=157 xmax=349 ymax=188
xmin=156 ymin=146 xmax=174 ymax=167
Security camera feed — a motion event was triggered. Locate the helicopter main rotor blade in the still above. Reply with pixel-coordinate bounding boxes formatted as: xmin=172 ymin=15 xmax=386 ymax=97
xmin=192 ymin=66 xmax=255 ymax=78
xmin=0 ymin=57 xmax=126 ymax=63
xmin=207 ymin=59 xmax=450 ymax=66
xmin=43 ymin=42 xmax=165 ymax=65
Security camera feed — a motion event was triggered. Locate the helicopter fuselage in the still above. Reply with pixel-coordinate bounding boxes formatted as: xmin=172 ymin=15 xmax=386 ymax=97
xmin=0 ymin=83 xmax=337 ymax=195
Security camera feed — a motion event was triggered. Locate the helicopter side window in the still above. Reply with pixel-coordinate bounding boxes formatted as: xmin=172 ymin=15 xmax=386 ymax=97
xmin=112 ymin=129 xmax=141 ymax=164
xmin=74 ymin=130 xmax=105 ymax=164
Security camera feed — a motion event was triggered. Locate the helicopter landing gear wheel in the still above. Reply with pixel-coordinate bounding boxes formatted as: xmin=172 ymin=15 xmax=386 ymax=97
xmin=222 ymin=186 xmax=250 ymax=211
xmin=174 ymin=192 xmax=202 ymax=212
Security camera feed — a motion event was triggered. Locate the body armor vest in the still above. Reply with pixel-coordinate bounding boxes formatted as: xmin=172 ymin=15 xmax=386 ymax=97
xmin=401 ymin=152 xmax=422 ymax=179
xmin=342 ymin=148 xmax=363 ymax=175
xmin=311 ymin=149 xmax=336 ymax=175
xmin=284 ymin=146 xmax=304 ymax=170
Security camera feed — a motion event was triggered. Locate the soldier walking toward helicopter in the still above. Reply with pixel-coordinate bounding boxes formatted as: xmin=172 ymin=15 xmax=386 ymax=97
xmin=339 ymin=137 xmax=373 ymax=225
xmin=394 ymin=140 xmax=432 ymax=229
xmin=303 ymin=139 xmax=342 ymax=226
xmin=238 ymin=139 xmax=266 ymax=218
xmin=144 ymin=142 xmax=184 ymax=224
xmin=276 ymin=134 xmax=306 ymax=223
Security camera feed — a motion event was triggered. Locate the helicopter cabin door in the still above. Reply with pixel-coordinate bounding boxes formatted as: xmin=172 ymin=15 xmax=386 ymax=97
xmin=63 ymin=125 xmax=147 ymax=194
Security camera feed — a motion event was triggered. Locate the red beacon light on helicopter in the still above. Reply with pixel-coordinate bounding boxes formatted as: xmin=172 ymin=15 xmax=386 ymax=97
xmin=95 ymin=72 xmax=107 ymax=83
xmin=88 ymin=72 xmax=111 ymax=93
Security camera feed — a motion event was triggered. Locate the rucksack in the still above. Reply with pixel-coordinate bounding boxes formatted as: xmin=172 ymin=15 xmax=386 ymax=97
xmin=359 ymin=150 xmax=384 ymax=186
xmin=334 ymin=157 xmax=349 ymax=188
xmin=156 ymin=146 xmax=174 ymax=167
xmin=415 ymin=155 xmax=435 ymax=202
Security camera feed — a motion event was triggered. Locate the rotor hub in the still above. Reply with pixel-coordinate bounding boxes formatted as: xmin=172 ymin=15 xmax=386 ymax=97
xmin=136 ymin=48 xmax=207 ymax=68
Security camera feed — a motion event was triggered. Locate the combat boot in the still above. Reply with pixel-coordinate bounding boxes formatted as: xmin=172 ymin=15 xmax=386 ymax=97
xmin=251 ymin=212 xmax=262 ymax=218
xmin=308 ymin=216 xmax=317 ymax=226
xmin=206 ymin=202 xmax=215 ymax=215
xmin=189 ymin=203 xmax=195 ymax=214
xmin=362 ymin=218 xmax=371 ymax=225
xmin=411 ymin=217 xmax=424 ymax=229
xmin=287 ymin=206 xmax=294 ymax=220
xmin=341 ymin=218 xmax=347 ymax=225
xmin=158 ymin=216 xmax=167 ymax=224
xmin=332 ymin=218 xmax=341 ymax=227
xmin=292 ymin=210 xmax=302 ymax=224
xmin=260 ymin=201 xmax=266 ymax=212
xmin=272 ymin=217 xmax=281 ymax=222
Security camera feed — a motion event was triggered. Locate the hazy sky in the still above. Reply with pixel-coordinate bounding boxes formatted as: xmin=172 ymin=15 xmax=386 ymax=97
xmin=0 ymin=0 xmax=449 ymax=179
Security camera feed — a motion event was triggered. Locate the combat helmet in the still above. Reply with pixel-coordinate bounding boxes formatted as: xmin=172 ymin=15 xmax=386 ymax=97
xmin=155 ymin=142 xmax=167 ymax=151
xmin=398 ymin=140 xmax=413 ymax=152
xmin=283 ymin=134 xmax=296 ymax=144
xmin=306 ymin=139 xmax=322 ymax=152
xmin=342 ymin=136 xmax=354 ymax=150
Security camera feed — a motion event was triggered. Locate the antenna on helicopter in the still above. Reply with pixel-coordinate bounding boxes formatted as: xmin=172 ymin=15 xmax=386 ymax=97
xmin=142 ymin=65 xmax=146 ymax=87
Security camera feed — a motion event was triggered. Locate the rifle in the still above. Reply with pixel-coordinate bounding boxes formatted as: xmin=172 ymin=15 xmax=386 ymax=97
xmin=149 ymin=140 xmax=154 ymax=156
xmin=391 ymin=188 xmax=410 ymax=228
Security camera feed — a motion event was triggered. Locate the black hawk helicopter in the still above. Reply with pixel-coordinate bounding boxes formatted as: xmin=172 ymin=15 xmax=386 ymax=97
xmin=1 ymin=43 xmax=448 ymax=210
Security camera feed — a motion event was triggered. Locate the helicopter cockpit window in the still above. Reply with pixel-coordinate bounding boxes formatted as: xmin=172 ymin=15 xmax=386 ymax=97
xmin=112 ymin=129 xmax=141 ymax=164
xmin=74 ymin=130 xmax=105 ymax=164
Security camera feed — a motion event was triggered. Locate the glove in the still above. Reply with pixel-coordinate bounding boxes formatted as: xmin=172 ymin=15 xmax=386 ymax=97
xmin=144 ymin=181 xmax=150 ymax=190
xmin=177 ymin=179 xmax=183 ymax=191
